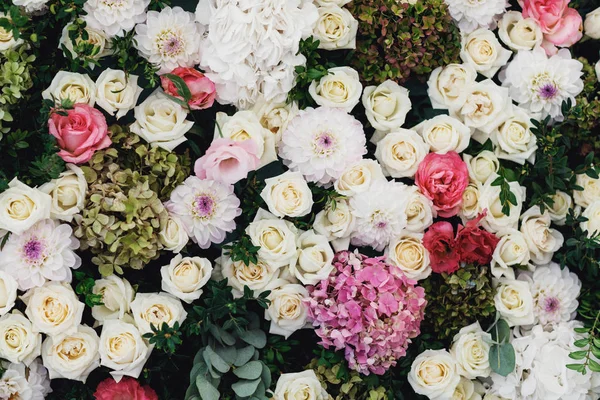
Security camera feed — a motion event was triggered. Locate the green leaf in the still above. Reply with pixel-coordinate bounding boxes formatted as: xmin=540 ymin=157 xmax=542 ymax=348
xmin=204 ymin=346 xmax=230 ymax=374
xmin=490 ymin=319 xmax=511 ymax=344
xmin=233 ymin=361 xmax=263 ymax=380
xmin=240 ymin=329 xmax=267 ymax=349
xmin=589 ymin=358 xmax=600 ymax=372
xmin=574 ymin=339 xmax=589 ymax=348
xmin=234 ymin=345 xmax=256 ymax=367
xmin=567 ymin=363 xmax=587 ymax=373
xmin=231 ymin=378 xmax=261 ymax=398
xmin=196 ymin=376 xmax=220 ymax=400
xmin=163 ymin=73 xmax=192 ymax=102
xmin=569 ymin=350 xmax=588 ymax=360
xmin=489 ymin=343 xmax=516 ymax=377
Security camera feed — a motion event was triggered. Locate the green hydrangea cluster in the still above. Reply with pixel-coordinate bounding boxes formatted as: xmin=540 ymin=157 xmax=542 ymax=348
xmin=421 ymin=265 xmax=496 ymax=341
xmin=0 ymin=45 xmax=35 ymax=138
xmin=347 ymin=0 xmax=461 ymax=85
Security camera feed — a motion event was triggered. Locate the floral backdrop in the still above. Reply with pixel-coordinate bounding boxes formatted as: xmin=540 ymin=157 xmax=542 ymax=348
xmin=0 ymin=0 xmax=599 ymax=399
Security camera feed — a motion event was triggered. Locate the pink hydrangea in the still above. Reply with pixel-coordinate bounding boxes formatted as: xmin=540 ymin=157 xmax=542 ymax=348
xmin=306 ymin=250 xmax=426 ymax=375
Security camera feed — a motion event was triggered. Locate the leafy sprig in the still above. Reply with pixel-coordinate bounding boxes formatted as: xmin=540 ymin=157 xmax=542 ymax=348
xmin=222 ymin=234 xmax=261 ymax=267
xmin=144 ymin=322 xmax=183 ymax=354
xmin=73 ymin=271 xmax=103 ymax=308
xmin=567 ymin=311 xmax=600 ymax=374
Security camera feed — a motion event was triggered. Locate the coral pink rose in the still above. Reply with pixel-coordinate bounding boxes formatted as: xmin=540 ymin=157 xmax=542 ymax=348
xmin=161 ymin=67 xmax=216 ymax=111
xmin=94 ymin=377 xmax=158 ymax=400
xmin=415 ymin=151 xmax=469 ymax=218
xmin=456 ymin=211 xmax=500 ymax=265
xmin=194 ymin=138 xmax=260 ymax=184
xmin=423 ymin=222 xmax=460 ymax=274
xmin=48 ymin=103 xmax=111 ymax=164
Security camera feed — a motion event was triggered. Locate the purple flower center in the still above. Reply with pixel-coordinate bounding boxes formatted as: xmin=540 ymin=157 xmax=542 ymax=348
xmin=314 ymin=132 xmax=336 ymax=155
xmin=194 ymin=195 xmax=214 ymax=218
xmin=544 ymin=296 xmax=560 ymax=313
xmin=539 ymin=83 xmax=558 ymax=100
xmin=376 ymin=221 xmax=387 ymax=229
xmin=23 ymin=239 xmax=43 ymax=261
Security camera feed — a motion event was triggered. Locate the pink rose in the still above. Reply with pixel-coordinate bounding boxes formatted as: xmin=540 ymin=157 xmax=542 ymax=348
xmin=48 ymin=103 xmax=111 ymax=164
xmin=194 ymin=138 xmax=260 ymax=184
xmin=456 ymin=211 xmax=500 ymax=265
xmin=94 ymin=377 xmax=158 ymax=400
xmin=415 ymin=152 xmax=469 ymax=218
xmin=423 ymin=222 xmax=460 ymax=274
xmin=544 ymin=7 xmax=583 ymax=46
xmin=521 ymin=0 xmax=582 ymax=49
xmin=161 ymin=67 xmax=216 ymax=111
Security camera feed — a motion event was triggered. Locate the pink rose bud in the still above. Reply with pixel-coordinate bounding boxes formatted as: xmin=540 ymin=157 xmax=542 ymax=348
xmin=161 ymin=67 xmax=216 ymax=111
xmin=48 ymin=103 xmax=111 ymax=164
xmin=94 ymin=377 xmax=158 ymax=400
xmin=194 ymin=138 xmax=260 ymax=184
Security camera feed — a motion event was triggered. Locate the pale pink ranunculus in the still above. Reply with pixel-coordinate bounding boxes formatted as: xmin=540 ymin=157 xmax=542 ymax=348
xmin=544 ymin=7 xmax=583 ymax=46
xmin=48 ymin=103 xmax=111 ymax=164
xmin=94 ymin=377 xmax=158 ymax=400
xmin=415 ymin=151 xmax=469 ymax=218
xmin=161 ymin=67 xmax=216 ymax=111
xmin=194 ymin=138 xmax=260 ymax=184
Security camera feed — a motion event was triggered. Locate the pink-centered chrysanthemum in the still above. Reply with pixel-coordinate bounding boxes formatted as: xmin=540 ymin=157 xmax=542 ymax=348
xmin=306 ymin=250 xmax=426 ymax=375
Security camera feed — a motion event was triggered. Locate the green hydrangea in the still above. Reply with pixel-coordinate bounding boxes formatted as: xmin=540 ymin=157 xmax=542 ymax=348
xmin=347 ymin=0 xmax=461 ymax=85
xmin=0 ymin=45 xmax=35 ymax=138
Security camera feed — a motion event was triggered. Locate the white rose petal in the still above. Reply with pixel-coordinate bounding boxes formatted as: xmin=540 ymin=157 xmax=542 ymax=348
xmin=460 ymin=182 xmax=482 ymax=222
xmin=547 ymin=190 xmax=572 ymax=226
xmin=386 ymin=232 xmax=431 ymax=281
xmin=428 ymin=63 xmax=477 ymax=110
xmin=574 ymin=173 xmax=600 ymax=208
xmin=273 ymin=370 xmax=329 ymax=400
xmin=59 ymin=21 xmax=110 ymax=67
xmin=42 ymin=325 xmax=100 ymax=382
xmin=219 ymin=255 xmax=281 ymax=297
xmin=414 ymin=115 xmax=471 ymax=154
xmin=491 ymin=229 xmax=530 ymax=279
xmin=39 ymin=164 xmax=87 ymax=222
xmin=265 ymin=280 xmax=309 ymax=339
xmin=498 ymin=11 xmax=543 ymax=51
xmin=309 ymin=66 xmax=362 ymax=113
xmin=362 ymin=80 xmax=412 ymax=132
xmin=478 ymin=174 xmax=526 ymax=233
xmin=334 ymin=159 xmax=385 ymax=197
xmin=375 ymin=129 xmax=429 ymax=178
xmin=159 ymin=208 xmax=189 ymax=253
xmin=461 ymin=28 xmax=512 ymax=79
xmin=0 ymin=272 xmax=18 ymax=317
xmin=0 ymin=178 xmax=52 ymax=234
xmin=290 ymin=230 xmax=334 ymax=285
xmin=91 ymin=275 xmax=135 ymax=325
xmin=450 ymin=322 xmax=492 ymax=379
xmin=520 ymin=206 xmax=564 ymax=265
xmin=161 ymin=254 xmax=212 ymax=303
xmin=491 ymin=106 xmax=537 ymax=165
xmin=404 ymin=186 xmax=435 ymax=233
xmin=0 ymin=13 xmax=23 ymax=52
xmin=409 ymin=349 xmax=461 ymax=399
xmin=261 ymin=171 xmax=314 ymax=218
xmin=95 ymin=69 xmax=143 ymax=119
xmin=252 ymin=100 xmax=299 ymax=146
xmin=581 ymin=200 xmax=600 ymax=238
xmin=0 ymin=311 xmax=42 ymax=365
xmin=42 ymin=71 xmax=96 ymax=106
xmin=464 ymin=151 xmax=500 ymax=184
xmin=130 ymin=292 xmax=188 ymax=335
xmin=313 ymin=198 xmax=355 ymax=251
xmin=99 ymin=319 xmax=152 ymax=381
xmin=494 ymin=278 xmax=535 ymax=326
xmin=246 ymin=209 xmax=299 ymax=268
xmin=584 ymin=7 xmax=600 ymax=39
xmin=313 ymin=5 xmax=358 ymax=50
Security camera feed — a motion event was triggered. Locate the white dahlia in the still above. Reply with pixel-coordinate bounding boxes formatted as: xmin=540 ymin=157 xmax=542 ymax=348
xmin=168 ymin=177 xmax=241 ymax=249
xmin=350 ymin=180 xmax=409 ymax=251
xmin=278 ymin=107 xmax=366 ymax=186
xmin=0 ymin=219 xmax=81 ymax=291
xmin=501 ymin=47 xmax=584 ymax=121
xmin=445 ymin=0 xmax=508 ymax=33
xmin=134 ymin=6 xmax=203 ymax=74
xmin=84 ymin=0 xmax=151 ymax=37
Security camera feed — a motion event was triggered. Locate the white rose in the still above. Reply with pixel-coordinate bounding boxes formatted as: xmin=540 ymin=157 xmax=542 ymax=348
xmin=290 ymin=230 xmax=334 ymax=285
xmin=452 ymin=378 xmax=481 ymax=400
xmin=584 ymin=7 xmax=600 ymax=39
xmin=0 ymin=312 xmax=42 ymax=365
xmin=215 ymin=110 xmax=277 ymax=166
xmin=0 ymin=14 xmax=23 ymax=52
xmin=95 ymin=69 xmax=143 ymax=119
xmin=460 ymin=182 xmax=482 ymax=221
xmin=498 ymin=11 xmax=543 ymax=51
xmin=0 ymin=178 xmax=52 ymax=234
xmin=130 ymin=292 xmax=187 ymax=335
xmin=362 ymin=80 xmax=411 ymax=132
xmin=414 ymin=115 xmax=471 ymax=154
xmin=494 ymin=278 xmax=535 ymax=326
xmin=491 ymin=106 xmax=537 ymax=165
xmin=408 ymin=349 xmax=461 ymax=399
xmin=451 ymin=80 xmax=512 ymax=134
xmin=334 ymin=159 xmax=385 ymax=197
xmin=261 ymin=171 xmax=314 ymax=218
xmin=11 ymin=0 xmax=49 ymax=13
xmin=596 ymin=60 xmax=600 ymax=82
xmin=520 ymin=206 xmax=564 ymax=265
xmin=159 ymin=209 xmax=189 ymax=253
xmin=273 ymin=370 xmax=329 ymax=400
xmin=42 ymin=71 xmax=96 ymax=105
xmin=39 ymin=163 xmax=87 ymax=222
xmin=130 ymin=90 xmax=193 ymax=152
xmin=59 ymin=21 xmax=110 ymax=66
xmin=478 ymin=174 xmax=526 ymax=233
xmin=91 ymin=275 xmax=134 ymax=325
xmin=309 ymin=66 xmax=362 ymax=113
xmin=574 ymin=173 xmax=600 ymax=208
xmin=450 ymin=322 xmax=492 ymax=379
xmin=375 ymin=129 xmax=430 ymax=178
xmin=23 ymin=282 xmax=84 ymax=337
xmin=313 ymin=5 xmax=357 ymax=50
xmin=460 ymin=28 xmax=512 ymax=79
xmin=581 ymin=200 xmax=600 ymax=238
xmin=265 ymin=280 xmax=309 ymax=339
xmin=547 ymin=190 xmax=572 ymax=226
xmin=99 ymin=319 xmax=151 ymax=381
xmin=405 ymin=186 xmax=435 ymax=233
xmin=313 ymin=198 xmax=355 ymax=251
xmin=0 ymin=272 xmax=17 ymax=317
xmin=464 ymin=151 xmax=500 ymax=184
xmin=246 ymin=209 xmax=299 ymax=268
xmin=386 ymin=232 xmax=431 ymax=281
xmin=42 ymin=325 xmax=100 ymax=382
xmin=491 ymin=229 xmax=530 ymax=279
xmin=252 ymin=100 xmax=299 ymax=146
xmin=428 ymin=63 xmax=477 ymax=109
xmin=161 ymin=254 xmax=212 ymax=303
xmin=219 ymin=256 xmax=281 ymax=296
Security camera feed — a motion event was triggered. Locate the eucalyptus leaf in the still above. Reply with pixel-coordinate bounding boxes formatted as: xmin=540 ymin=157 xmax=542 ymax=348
xmin=231 ymin=378 xmax=261 ymax=398
xmin=233 ymin=361 xmax=263 ymax=380
xmin=235 ymin=345 xmax=256 ymax=367
xmin=205 ymin=346 xmax=231 ymax=374
xmin=215 ymin=344 xmax=237 ymax=365
xmin=490 ymin=319 xmax=511 ymax=344
xmin=240 ymin=329 xmax=267 ymax=349
xmin=261 ymin=363 xmax=271 ymax=389
xmin=489 ymin=343 xmax=516 ymax=377
xmin=196 ymin=376 xmax=220 ymax=400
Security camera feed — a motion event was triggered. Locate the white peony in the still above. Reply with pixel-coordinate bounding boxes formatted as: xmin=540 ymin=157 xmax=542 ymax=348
xmin=39 ymin=163 xmax=87 ymax=222
xmin=99 ymin=319 xmax=152 ymax=381
xmin=428 ymin=63 xmax=477 ymax=110
xmin=273 ymin=370 xmax=329 ymax=400
xmin=289 ymin=230 xmax=334 ymax=285
xmin=490 ymin=106 xmax=537 ymax=165
xmin=130 ymin=292 xmax=187 ymax=335
xmin=414 ymin=115 xmax=471 ymax=155
xmin=313 ymin=5 xmax=357 ymax=50
xmin=450 ymin=322 xmax=492 ymax=379
xmin=498 ymin=11 xmax=543 ymax=51
xmin=91 ymin=275 xmax=134 ymax=325
xmin=95 ymin=69 xmax=142 ymax=119
xmin=265 ymin=279 xmax=309 ymax=339
xmin=261 ymin=171 xmax=313 ymax=218
xmin=519 ymin=206 xmax=564 ymax=265
xmin=161 ymin=254 xmax=212 ymax=303
xmin=42 ymin=71 xmax=95 ymax=106
xmin=362 ymin=80 xmax=411 ymax=133
xmin=0 ymin=178 xmax=51 ymax=234
xmin=460 ymin=28 xmax=512 ymax=79
xmin=84 ymin=0 xmax=150 ymax=37
xmin=0 ymin=312 xmax=42 ymax=366
xmin=494 ymin=278 xmax=535 ymax=326
xmin=386 ymin=232 xmax=431 ymax=281
xmin=491 ymin=229 xmax=530 ymax=279
xmin=42 ymin=325 xmax=100 ymax=382
xmin=313 ymin=198 xmax=355 ymax=251
xmin=409 ymin=349 xmax=461 ymax=399
xmin=246 ymin=209 xmax=298 ymax=268
xmin=445 ymin=0 xmax=508 ymax=33
xmin=375 ymin=129 xmax=429 ymax=178
xmin=309 ymin=66 xmax=362 ymax=113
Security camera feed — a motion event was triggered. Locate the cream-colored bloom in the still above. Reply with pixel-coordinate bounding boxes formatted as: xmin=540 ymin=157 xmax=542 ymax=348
xmin=584 ymin=7 xmax=600 ymax=39
xmin=494 ymin=278 xmax=535 ymax=326
xmin=547 ymin=191 xmax=572 ymax=226
xmin=261 ymin=171 xmax=313 ymax=218
xmin=39 ymin=163 xmax=87 ymax=222
xmin=450 ymin=322 xmax=491 ymax=379
xmin=375 ymin=129 xmax=429 ymax=178
xmin=464 ymin=151 xmax=500 ymax=184
xmin=246 ymin=209 xmax=299 ymax=268
xmin=219 ymin=256 xmax=281 ymax=297
xmin=451 ymin=80 xmax=512 ymax=134
xmin=59 ymin=21 xmax=110 ymax=66
xmin=0 ymin=178 xmax=52 ymax=234
xmin=161 ymin=254 xmax=212 ymax=303
xmin=460 ymin=182 xmax=482 ymax=221
xmin=290 ymin=230 xmax=334 ymax=285
xmin=0 ymin=312 xmax=41 ymax=365
xmin=386 ymin=232 xmax=431 ymax=281
xmin=478 ymin=174 xmax=526 ymax=233
xmin=273 ymin=370 xmax=329 ymax=400
xmin=252 ymin=100 xmax=299 ymax=146
xmin=491 ymin=229 xmax=530 ymax=279
xmin=313 ymin=198 xmax=355 ymax=251
xmin=491 ymin=106 xmax=537 ymax=165
xmin=414 ymin=115 xmax=471 ymax=154
xmin=362 ymin=80 xmax=411 ymax=132
xmin=405 ymin=186 xmax=435 ymax=233
xmin=95 ymin=69 xmax=142 ymax=119
xmin=130 ymin=292 xmax=187 ymax=335
xmin=581 ymin=200 xmax=600 ymax=238
xmin=42 ymin=71 xmax=96 ymax=105
xmin=428 ymin=63 xmax=477 ymax=109
xmin=159 ymin=210 xmax=189 ymax=253
xmin=574 ymin=173 xmax=600 ymax=208
xmin=42 ymin=325 xmax=100 ymax=382
xmin=91 ymin=275 xmax=134 ymax=325
xmin=452 ymin=378 xmax=482 ymax=400
xmin=334 ymin=159 xmax=385 ymax=197
xmin=99 ymin=319 xmax=151 ymax=381
xmin=520 ymin=206 xmax=564 ymax=265
xmin=313 ymin=5 xmax=358 ymax=50
xmin=408 ymin=349 xmax=461 ymax=399
xmin=309 ymin=67 xmax=362 ymax=113
xmin=498 ymin=11 xmax=543 ymax=51
xmin=265 ymin=280 xmax=309 ymax=339
xmin=0 ymin=272 xmax=18 ymax=317
xmin=0 ymin=13 xmax=23 ymax=52
xmin=460 ymin=29 xmax=512 ymax=78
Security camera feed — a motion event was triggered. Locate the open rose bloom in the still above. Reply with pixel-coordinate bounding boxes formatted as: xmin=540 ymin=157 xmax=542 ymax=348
xmin=94 ymin=377 xmax=158 ymax=400
xmin=161 ymin=67 xmax=216 ymax=110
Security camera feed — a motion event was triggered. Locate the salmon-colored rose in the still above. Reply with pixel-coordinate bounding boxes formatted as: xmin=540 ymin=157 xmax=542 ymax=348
xmin=423 ymin=222 xmax=460 ymax=274
xmin=94 ymin=377 xmax=158 ymax=400
xmin=456 ymin=211 xmax=500 ymax=265
xmin=161 ymin=67 xmax=216 ymax=111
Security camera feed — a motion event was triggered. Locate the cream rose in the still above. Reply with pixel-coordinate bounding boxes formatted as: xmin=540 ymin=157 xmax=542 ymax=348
xmin=386 ymin=232 xmax=431 ymax=281
xmin=0 ymin=178 xmax=52 ymax=234
xmin=273 ymin=370 xmax=329 ymax=400
xmin=39 ymin=163 xmax=87 ymax=222
xmin=464 ymin=151 xmax=500 ymax=184
xmin=375 ymin=129 xmax=429 ymax=178
xmin=581 ymin=200 xmax=600 ymax=238
xmin=159 ymin=209 xmax=189 ymax=253
xmin=405 ymin=186 xmax=435 ymax=233
xmin=547 ymin=190 xmax=572 ymax=226
xmin=460 ymin=182 xmax=482 ymax=221
xmin=265 ymin=280 xmax=309 ymax=339
xmin=91 ymin=275 xmax=134 ymax=325
xmin=596 ymin=60 xmax=600 ymax=83
xmin=574 ymin=173 xmax=600 ymax=208
xmin=246 ymin=209 xmax=299 ymax=268
xmin=290 ymin=230 xmax=334 ymax=285
xmin=313 ymin=198 xmax=355 ymax=251
xmin=414 ymin=115 xmax=471 ymax=154
xmin=130 ymin=90 xmax=193 ymax=152
xmin=491 ymin=229 xmax=530 ymax=279
xmin=428 ymin=63 xmax=477 ymax=109
xmin=42 ymin=325 xmax=100 ymax=382
xmin=219 ymin=256 xmax=281 ymax=297
xmin=494 ymin=278 xmax=535 ymax=326
xmin=23 ymin=282 xmax=85 ymax=337
xmin=451 ymin=80 xmax=512 ymax=134
xmin=520 ymin=206 xmax=564 ymax=265
xmin=0 ymin=272 xmax=17 ymax=317
xmin=261 ymin=171 xmax=314 ymax=218
xmin=313 ymin=5 xmax=358 ymax=50
xmin=584 ymin=7 xmax=600 ymax=39
xmin=498 ymin=11 xmax=543 ymax=51
xmin=452 ymin=378 xmax=480 ymax=400
xmin=252 ymin=100 xmax=299 ymax=145
xmin=315 ymin=0 xmax=351 ymax=5
xmin=491 ymin=106 xmax=537 ymax=165
xmin=130 ymin=292 xmax=187 ymax=335
xmin=309 ymin=66 xmax=362 ymax=113
xmin=408 ymin=349 xmax=461 ymax=399
xmin=59 ymin=22 xmax=110 ymax=66
xmin=99 ymin=319 xmax=151 ymax=381
xmin=450 ymin=322 xmax=491 ymax=379
xmin=0 ymin=13 xmax=23 ymax=52
xmin=334 ymin=159 xmax=385 ymax=197
xmin=460 ymin=28 xmax=512 ymax=79
xmin=478 ymin=174 xmax=526 ymax=233
xmin=161 ymin=254 xmax=212 ymax=303
xmin=42 ymin=71 xmax=96 ymax=105
xmin=0 ymin=312 xmax=42 ymax=365
xmin=95 ymin=69 xmax=143 ymax=119
xmin=362 ymin=80 xmax=411 ymax=132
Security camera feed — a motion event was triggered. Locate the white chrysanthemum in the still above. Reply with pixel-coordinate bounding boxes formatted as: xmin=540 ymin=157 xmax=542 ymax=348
xmin=84 ymin=0 xmax=150 ymax=37
xmin=501 ymin=47 xmax=584 ymax=121
xmin=26 ymin=358 xmax=52 ymax=400
xmin=0 ymin=219 xmax=81 ymax=291
xmin=445 ymin=0 xmax=508 ymax=33
xmin=519 ymin=263 xmax=581 ymax=326
xmin=134 ymin=6 xmax=203 ymax=74
xmin=168 ymin=177 xmax=241 ymax=249
xmin=278 ymin=107 xmax=366 ymax=186
xmin=350 ymin=180 xmax=409 ymax=251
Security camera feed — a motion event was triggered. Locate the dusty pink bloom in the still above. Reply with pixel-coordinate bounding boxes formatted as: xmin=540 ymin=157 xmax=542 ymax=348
xmin=194 ymin=138 xmax=260 ymax=184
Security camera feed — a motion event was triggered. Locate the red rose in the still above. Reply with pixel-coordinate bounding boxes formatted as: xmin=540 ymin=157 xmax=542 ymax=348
xmin=423 ymin=222 xmax=460 ymax=274
xmin=161 ymin=67 xmax=216 ymax=110
xmin=94 ymin=377 xmax=158 ymax=400
xmin=456 ymin=212 xmax=500 ymax=265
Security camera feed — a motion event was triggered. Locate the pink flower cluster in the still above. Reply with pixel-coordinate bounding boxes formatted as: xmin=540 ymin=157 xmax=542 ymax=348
xmin=306 ymin=250 xmax=426 ymax=375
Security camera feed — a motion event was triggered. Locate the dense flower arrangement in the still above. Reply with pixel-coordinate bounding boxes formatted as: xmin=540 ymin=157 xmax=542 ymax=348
xmin=0 ymin=0 xmax=599 ymax=399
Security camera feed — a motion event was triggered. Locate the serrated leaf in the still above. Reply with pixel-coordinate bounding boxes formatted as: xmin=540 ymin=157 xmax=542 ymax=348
xmin=233 ymin=361 xmax=263 ymax=380
xmin=489 ymin=343 xmax=515 ymax=377
xmin=231 ymin=378 xmax=261 ymax=398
